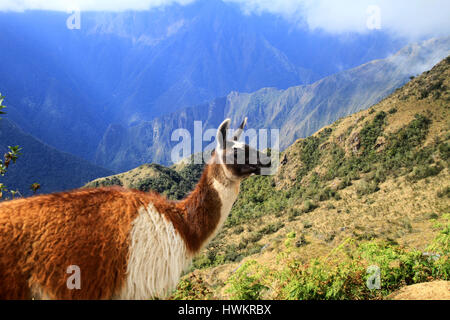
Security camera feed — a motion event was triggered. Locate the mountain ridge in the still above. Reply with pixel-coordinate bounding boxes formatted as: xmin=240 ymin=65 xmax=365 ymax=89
xmin=95 ymin=37 xmax=450 ymax=172
xmin=0 ymin=117 xmax=113 ymax=196
xmin=86 ymin=54 xmax=450 ymax=299
xmin=0 ymin=1 xmax=406 ymax=160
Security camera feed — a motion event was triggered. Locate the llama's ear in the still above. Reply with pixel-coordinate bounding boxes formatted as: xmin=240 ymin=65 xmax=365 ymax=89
xmin=216 ymin=118 xmax=231 ymax=150
xmin=233 ymin=117 xmax=247 ymax=141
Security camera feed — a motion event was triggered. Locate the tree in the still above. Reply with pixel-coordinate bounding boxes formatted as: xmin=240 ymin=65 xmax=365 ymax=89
xmin=30 ymin=183 xmax=41 ymax=194
xmin=0 ymin=94 xmax=23 ymax=199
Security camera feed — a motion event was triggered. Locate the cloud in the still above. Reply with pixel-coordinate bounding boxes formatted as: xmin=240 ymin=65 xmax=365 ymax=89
xmin=225 ymin=0 xmax=450 ymax=39
xmin=0 ymin=0 xmax=195 ymax=12
xmin=0 ymin=0 xmax=449 ymax=39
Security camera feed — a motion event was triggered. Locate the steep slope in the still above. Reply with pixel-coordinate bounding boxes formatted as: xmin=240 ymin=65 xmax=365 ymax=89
xmin=89 ymin=55 xmax=450 ymax=299
xmin=0 ymin=0 xmax=405 ymax=160
xmin=176 ymin=55 xmax=450 ymax=299
xmin=95 ymin=37 xmax=450 ymax=171
xmin=0 ymin=118 xmax=113 ymax=196
xmin=0 ymin=11 xmax=111 ymax=159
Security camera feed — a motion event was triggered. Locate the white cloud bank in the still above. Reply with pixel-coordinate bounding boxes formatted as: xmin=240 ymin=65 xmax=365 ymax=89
xmin=0 ymin=0 xmax=196 ymax=12
xmin=226 ymin=0 xmax=450 ymax=39
xmin=0 ymin=0 xmax=449 ymax=39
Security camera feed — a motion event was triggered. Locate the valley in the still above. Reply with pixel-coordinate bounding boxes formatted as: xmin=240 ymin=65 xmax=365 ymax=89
xmin=86 ymin=55 xmax=450 ymax=299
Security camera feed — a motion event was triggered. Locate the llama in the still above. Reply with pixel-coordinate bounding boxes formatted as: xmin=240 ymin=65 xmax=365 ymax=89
xmin=0 ymin=118 xmax=272 ymax=299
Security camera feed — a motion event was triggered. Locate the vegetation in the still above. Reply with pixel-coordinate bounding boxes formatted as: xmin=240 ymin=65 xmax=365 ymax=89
xmin=184 ymin=100 xmax=449 ymax=273
xmin=1 ymin=95 xmax=112 ymax=196
xmin=85 ymin=161 xmax=204 ymax=200
xmin=170 ymin=56 xmax=450 ymax=299
xmin=91 ymin=56 xmax=450 ymax=299
xmin=224 ymin=220 xmax=449 ymax=300
xmin=0 ymin=94 xmax=23 ymax=199
xmin=173 ymin=216 xmax=449 ymax=300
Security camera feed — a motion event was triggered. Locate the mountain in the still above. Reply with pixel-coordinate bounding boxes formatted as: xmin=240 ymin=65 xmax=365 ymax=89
xmin=95 ymin=37 xmax=450 ymax=172
xmin=0 ymin=118 xmax=113 ymax=197
xmin=84 ymin=158 xmax=203 ymax=200
xmin=179 ymin=55 xmax=450 ymax=299
xmin=86 ymin=55 xmax=450 ymax=299
xmin=0 ymin=0 xmax=406 ymax=160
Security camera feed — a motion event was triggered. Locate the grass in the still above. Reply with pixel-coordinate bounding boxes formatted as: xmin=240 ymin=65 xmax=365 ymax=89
xmin=188 ymin=109 xmax=449 ymax=272
xmin=174 ymin=216 xmax=449 ymax=300
xmin=98 ymin=56 xmax=450 ymax=300
xmin=174 ymin=57 xmax=450 ymax=299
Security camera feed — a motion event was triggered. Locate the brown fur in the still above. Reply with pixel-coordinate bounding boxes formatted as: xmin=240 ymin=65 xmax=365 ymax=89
xmin=0 ymin=117 xmax=267 ymax=299
xmin=0 ymin=157 xmax=228 ymax=299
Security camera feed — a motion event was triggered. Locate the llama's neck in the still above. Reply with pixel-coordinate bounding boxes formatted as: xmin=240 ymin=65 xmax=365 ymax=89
xmin=177 ymin=163 xmax=240 ymax=253
xmin=117 ymin=163 xmax=240 ymax=299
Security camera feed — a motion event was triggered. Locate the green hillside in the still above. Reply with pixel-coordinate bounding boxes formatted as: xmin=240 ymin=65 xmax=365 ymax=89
xmin=175 ymin=56 xmax=450 ymax=299
xmin=86 ymin=56 xmax=450 ymax=299
xmin=84 ymin=158 xmax=203 ymax=200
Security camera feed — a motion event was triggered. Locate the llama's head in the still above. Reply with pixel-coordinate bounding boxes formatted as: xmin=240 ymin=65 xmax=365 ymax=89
xmin=212 ymin=118 xmax=272 ymax=180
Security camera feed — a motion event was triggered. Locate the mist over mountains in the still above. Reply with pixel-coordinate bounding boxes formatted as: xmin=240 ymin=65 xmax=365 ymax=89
xmin=0 ymin=0 xmax=406 ymax=161
xmin=95 ymin=37 xmax=450 ymax=172
xmin=0 ymin=118 xmax=113 ymax=196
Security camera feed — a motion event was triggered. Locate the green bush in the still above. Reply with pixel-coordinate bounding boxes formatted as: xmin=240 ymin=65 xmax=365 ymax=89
xmin=287 ymin=208 xmax=302 ymax=220
xmin=408 ymin=164 xmax=443 ymax=181
xmin=438 ymin=142 xmax=450 ymax=161
xmin=359 ymin=111 xmax=386 ymax=155
xmin=296 ymin=136 xmax=321 ymax=182
xmin=259 ymin=222 xmax=285 ymax=235
xmin=436 ymin=186 xmax=450 ymax=198
xmin=225 ymin=225 xmax=449 ymax=300
xmin=303 ymin=200 xmax=318 ymax=213
xmin=356 ymin=180 xmax=380 ymax=197
xmin=388 ymin=107 xmax=398 ymax=114
xmin=226 ymin=260 xmax=269 ymax=300
xmin=227 ymin=176 xmax=288 ymax=227
xmin=171 ymin=274 xmax=214 ymax=300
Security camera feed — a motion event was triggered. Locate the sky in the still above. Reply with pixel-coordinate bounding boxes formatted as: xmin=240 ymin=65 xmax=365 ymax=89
xmin=0 ymin=0 xmax=449 ymax=39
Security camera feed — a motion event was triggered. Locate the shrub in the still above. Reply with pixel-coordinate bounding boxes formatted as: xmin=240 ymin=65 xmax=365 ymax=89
xmin=356 ymin=180 xmax=380 ymax=197
xmin=287 ymin=208 xmax=302 ymax=220
xmin=226 ymin=260 xmax=269 ymax=300
xmin=317 ymin=187 xmax=336 ymax=201
xmin=259 ymin=222 xmax=285 ymax=235
xmin=171 ymin=274 xmax=214 ymax=300
xmin=226 ymin=227 xmax=449 ymax=300
xmin=296 ymin=136 xmax=321 ymax=182
xmin=359 ymin=111 xmax=386 ymax=154
xmin=337 ymin=177 xmax=352 ymax=190
xmin=438 ymin=142 xmax=450 ymax=161
xmin=408 ymin=164 xmax=443 ymax=181
xmin=388 ymin=107 xmax=397 ymax=114
xmin=233 ymin=225 xmax=245 ymax=235
xmin=224 ymin=245 xmax=243 ymax=263
xmin=436 ymin=186 xmax=450 ymax=198
xmin=303 ymin=200 xmax=318 ymax=213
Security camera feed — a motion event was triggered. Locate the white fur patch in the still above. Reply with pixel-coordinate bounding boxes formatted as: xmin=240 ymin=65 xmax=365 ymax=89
xmin=115 ymin=203 xmax=191 ymax=300
xmin=206 ymin=178 xmax=240 ymax=244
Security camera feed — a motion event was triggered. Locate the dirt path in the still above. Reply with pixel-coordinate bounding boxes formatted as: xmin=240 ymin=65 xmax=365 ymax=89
xmin=388 ymin=281 xmax=450 ymax=300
